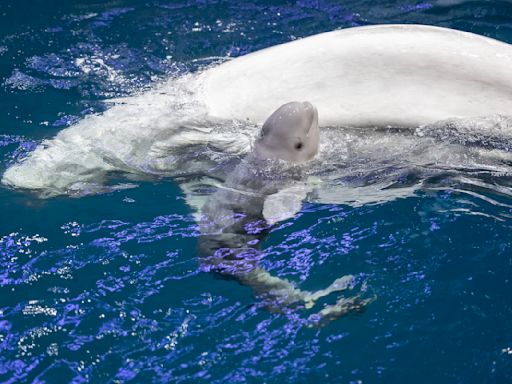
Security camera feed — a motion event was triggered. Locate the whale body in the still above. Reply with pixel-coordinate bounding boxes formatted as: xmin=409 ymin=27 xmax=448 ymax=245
xmin=201 ymin=24 xmax=512 ymax=127
xmin=4 ymin=24 xmax=512 ymax=197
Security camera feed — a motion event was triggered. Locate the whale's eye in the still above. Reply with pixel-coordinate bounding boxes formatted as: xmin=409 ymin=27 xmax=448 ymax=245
xmin=295 ymin=142 xmax=303 ymax=150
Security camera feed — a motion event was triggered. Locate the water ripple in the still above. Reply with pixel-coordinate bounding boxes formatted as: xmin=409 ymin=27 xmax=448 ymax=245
xmin=1 ymin=0 xmax=512 ymax=382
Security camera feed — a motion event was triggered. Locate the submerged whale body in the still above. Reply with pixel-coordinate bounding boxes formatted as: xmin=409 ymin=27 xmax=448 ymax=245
xmin=3 ymin=24 xmax=512 ymax=197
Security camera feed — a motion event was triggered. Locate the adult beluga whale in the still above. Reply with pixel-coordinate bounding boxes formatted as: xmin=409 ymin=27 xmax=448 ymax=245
xmin=200 ymin=24 xmax=512 ymax=127
xmin=4 ymin=24 xmax=512 ymax=198
xmin=198 ymin=101 xmax=370 ymax=323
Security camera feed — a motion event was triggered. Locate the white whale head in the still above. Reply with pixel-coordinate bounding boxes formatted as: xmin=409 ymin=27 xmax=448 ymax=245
xmin=253 ymin=101 xmax=320 ymax=163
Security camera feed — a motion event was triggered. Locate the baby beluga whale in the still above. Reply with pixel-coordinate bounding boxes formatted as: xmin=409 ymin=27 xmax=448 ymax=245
xmin=199 ymin=101 xmax=371 ymax=325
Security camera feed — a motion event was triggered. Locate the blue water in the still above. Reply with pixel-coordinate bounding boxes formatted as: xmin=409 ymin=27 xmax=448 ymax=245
xmin=1 ymin=1 xmax=512 ymax=382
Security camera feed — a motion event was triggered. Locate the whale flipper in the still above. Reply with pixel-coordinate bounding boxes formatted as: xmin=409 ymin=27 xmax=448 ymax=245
xmin=262 ymin=183 xmax=313 ymax=225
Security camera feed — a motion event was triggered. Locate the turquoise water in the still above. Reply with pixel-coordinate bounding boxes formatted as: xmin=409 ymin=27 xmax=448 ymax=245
xmin=1 ymin=1 xmax=512 ymax=382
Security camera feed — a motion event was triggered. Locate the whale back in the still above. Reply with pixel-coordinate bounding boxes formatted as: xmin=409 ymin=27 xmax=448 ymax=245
xmin=201 ymin=24 xmax=512 ymax=127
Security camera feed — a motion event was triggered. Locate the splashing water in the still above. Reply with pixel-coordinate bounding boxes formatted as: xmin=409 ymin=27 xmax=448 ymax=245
xmin=2 ymin=1 xmax=512 ymax=383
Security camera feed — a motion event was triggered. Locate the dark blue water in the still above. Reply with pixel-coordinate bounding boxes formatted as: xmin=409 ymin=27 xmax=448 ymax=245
xmin=1 ymin=1 xmax=512 ymax=382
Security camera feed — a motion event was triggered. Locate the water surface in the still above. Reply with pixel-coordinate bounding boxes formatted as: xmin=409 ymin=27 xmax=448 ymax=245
xmin=1 ymin=1 xmax=512 ymax=382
